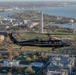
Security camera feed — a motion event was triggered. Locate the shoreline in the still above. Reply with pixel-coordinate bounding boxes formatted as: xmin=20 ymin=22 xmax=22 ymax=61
xmin=0 ymin=6 xmax=76 ymax=19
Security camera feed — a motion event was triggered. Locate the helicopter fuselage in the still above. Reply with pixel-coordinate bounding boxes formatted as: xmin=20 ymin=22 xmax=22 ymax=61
xmin=8 ymin=33 xmax=70 ymax=48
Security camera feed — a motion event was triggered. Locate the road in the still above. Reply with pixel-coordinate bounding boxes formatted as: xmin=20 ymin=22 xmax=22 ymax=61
xmin=35 ymin=60 xmax=50 ymax=75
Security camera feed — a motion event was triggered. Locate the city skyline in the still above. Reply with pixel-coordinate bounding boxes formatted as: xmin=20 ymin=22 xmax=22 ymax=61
xmin=0 ymin=0 xmax=76 ymax=2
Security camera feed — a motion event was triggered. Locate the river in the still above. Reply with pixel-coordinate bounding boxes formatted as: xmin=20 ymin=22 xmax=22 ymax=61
xmin=0 ymin=6 xmax=76 ymax=29
xmin=0 ymin=6 xmax=76 ymax=18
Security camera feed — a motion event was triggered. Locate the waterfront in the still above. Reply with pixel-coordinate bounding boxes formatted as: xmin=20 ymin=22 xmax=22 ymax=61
xmin=0 ymin=6 xmax=76 ymax=18
xmin=36 ymin=6 xmax=76 ymax=18
xmin=51 ymin=23 xmax=76 ymax=29
xmin=0 ymin=6 xmax=76 ymax=29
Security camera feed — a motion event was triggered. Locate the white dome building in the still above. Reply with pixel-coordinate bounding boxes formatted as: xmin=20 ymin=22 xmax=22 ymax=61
xmin=69 ymin=19 xmax=74 ymax=24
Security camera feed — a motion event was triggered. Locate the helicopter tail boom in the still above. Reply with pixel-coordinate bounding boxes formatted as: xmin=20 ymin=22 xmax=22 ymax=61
xmin=8 ymin=33 xmax=18 ymax=43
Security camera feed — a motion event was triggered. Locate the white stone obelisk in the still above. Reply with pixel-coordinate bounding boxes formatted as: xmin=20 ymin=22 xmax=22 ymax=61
xmin=40 ymin=11 xmax=43 ymax=33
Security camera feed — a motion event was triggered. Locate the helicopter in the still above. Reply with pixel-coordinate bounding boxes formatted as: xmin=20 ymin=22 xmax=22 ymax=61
xmin=8 ymin=33 xmax=70 ymax=50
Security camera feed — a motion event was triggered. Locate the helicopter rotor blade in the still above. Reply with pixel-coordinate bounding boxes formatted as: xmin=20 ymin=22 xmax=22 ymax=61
xmin=43 ymin=33 xmax=76 ymax=35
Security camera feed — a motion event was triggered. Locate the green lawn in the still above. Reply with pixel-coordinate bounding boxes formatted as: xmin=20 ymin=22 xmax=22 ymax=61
xmin=16 ymin=30 xmax=76 ymax=40
xmin=11 ymin=31 xmax=76 ymax=52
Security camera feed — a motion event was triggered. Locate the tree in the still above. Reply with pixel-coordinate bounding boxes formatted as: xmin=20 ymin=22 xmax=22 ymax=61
xmin=41 ymin=52 xmax=46 ymax=59
xmin=25 ymin=67 xmax=35 ymax=74
xmin=40 ymin=52 xmax=48 ymax=59
xmin=26 ymin=57 xmax=32 ymax=61
xmin=35 ymin=51 xmax=40 ymax=56
xmin=8 ymin=49 xmax=12 ymax=56
xmin=6 ymin=37 xmax=11 ymax=42
xmin=12 ymin=51 xmax=19 ymax=57
xmin=7 ymin=72 xmax=12 ymax=75
xmin=8 ymin=49 xmax=13 ymax=59
xmin=32 ymin=55 xmax=37 ymax=60
xmin=20 ymin=47 xmax=25 ymax=52
xmin=0 ymin=54 xmax=2 ymax=59
xmin=42 ymin=70 xmax=46 ymax=75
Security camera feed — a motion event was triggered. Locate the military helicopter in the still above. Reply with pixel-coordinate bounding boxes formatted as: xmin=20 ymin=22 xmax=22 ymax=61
xmin=8 ymin=33 xmax=70 ymax=50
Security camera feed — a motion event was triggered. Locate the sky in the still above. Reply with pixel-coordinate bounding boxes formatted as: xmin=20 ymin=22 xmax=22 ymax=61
xmin=0 ymin=0 xmax=76 ymax=2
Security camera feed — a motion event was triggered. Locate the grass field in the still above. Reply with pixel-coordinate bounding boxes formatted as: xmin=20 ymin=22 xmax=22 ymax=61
xmin=11 ymin=30 xmax=76 ymax=52
xmin=16 ymin=30 xmax=76 ymax=40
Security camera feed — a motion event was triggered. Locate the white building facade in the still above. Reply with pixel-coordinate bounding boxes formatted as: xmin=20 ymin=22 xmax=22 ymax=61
xmin=3 ymin=60 xmax=19 ymax=67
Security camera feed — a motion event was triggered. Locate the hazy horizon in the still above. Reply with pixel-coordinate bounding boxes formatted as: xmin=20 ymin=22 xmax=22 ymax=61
xmin=0 ymin=0 xmax=76 ymax=2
